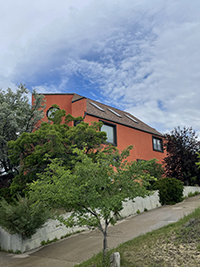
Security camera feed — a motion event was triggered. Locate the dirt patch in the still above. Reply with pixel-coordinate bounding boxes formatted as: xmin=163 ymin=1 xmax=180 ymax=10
xmin=124 ymin=218 xmax=200 ymax=266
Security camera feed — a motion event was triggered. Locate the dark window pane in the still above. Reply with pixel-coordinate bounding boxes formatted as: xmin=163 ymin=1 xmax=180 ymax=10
xmin=153 ymin=137 xmax=163 ymax=152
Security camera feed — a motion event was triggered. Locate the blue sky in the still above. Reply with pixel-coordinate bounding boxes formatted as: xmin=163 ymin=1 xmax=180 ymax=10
xmin=1 ymin=0 xmax=200 ymax=136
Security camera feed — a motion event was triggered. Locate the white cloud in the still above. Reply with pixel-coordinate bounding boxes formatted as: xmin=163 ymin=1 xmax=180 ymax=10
xmin=1 ymin=0 xmax=200 ymax=136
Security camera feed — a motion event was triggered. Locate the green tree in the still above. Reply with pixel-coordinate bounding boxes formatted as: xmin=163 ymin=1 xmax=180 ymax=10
xmin=0 ymin=84 xmax=45 ymax=188
xmin=163 ymin=126 xmax=200 ymax=185
xmin=8 ymin=110 xmax=107 ymax=195
xmin=29 ymin=147 xmax=156 ymax=261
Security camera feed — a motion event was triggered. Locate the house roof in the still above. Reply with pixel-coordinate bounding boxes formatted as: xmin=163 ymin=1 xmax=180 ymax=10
xmin=72 ymin=94 xmax=163 ymax=137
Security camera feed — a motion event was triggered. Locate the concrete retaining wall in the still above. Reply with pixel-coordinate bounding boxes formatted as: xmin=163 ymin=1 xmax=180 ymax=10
xmin=0 ymin=186 xmax=200 ymax=253
xmin=0 ymin=216 xmax=88 ymax=253
xmin=120 ymin=190 xmax=161 ymax=218
xmin=183 ymin=186 xmax=200 ymax=197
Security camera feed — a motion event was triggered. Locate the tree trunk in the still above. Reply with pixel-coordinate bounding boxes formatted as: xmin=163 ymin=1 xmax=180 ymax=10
xmin=98 ymin=219 xmax=109 ymax=263
xmin=103 ymin=219 xmax=109 ymax=262
xmin=103 ymin=230 xmax=107 ymax=258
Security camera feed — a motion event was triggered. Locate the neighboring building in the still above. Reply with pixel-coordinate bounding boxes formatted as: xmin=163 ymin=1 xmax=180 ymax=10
xmin=36 ymin=93 xmax=166 ymax=163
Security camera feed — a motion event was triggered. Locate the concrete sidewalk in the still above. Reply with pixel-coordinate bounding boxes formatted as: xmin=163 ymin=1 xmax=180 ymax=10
xmin=1 ymin=195 xmax=200 ymax=267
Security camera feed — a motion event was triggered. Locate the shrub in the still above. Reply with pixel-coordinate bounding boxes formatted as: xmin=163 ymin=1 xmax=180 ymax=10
xmin=0 ymin=188 xmax=13 ymax=203
xmin=153 ymin=177 xmax=184 ymax=205
xmin=41 ymin=237 xmax=58 ymax=246
xmin=188 ymin=191 xmax=200 ymax=198
xmin=0 ymin=196 xmax=50 ymax=238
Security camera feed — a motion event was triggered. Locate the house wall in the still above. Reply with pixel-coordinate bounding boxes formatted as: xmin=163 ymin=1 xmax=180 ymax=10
xmin=117 ymin=123 xmax=165 ymax=163
xmin=34 ymin=94 xmax=74 ymax=125
xmin=71 ymin=98 xmax=87 ymax=118
xmin=40 ymin=95 xmax=166 ymax=163
xmin=84 ymin=115 xmax=165 ymax=163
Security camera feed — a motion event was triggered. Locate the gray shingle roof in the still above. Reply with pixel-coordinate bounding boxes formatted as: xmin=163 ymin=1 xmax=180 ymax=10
xmin=72 ymin=94 xmax=163 ymax=137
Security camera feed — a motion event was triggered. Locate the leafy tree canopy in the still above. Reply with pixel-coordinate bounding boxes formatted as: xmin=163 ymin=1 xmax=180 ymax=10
xmin=29 ymin=146 xmax=156 ymax=260
xmin=0 ymin=84 xmax=45 ymax=187
xmin=8 ymin=109 xmax=107 ymax=195
xmin=163 ymin=126 xmax=200 ymax=185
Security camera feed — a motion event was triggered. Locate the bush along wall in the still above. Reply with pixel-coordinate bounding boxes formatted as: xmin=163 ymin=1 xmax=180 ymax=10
xmin=153 ymin=177 xmax=184 ymax=205
xmin=0 ymin=196 xmax=50 ymax=238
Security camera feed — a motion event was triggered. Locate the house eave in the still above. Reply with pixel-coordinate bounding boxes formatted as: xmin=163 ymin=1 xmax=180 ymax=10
xmin=85 ymin=112 xmax=163 ymax=137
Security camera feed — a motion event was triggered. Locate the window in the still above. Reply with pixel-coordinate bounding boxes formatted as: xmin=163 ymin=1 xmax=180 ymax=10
xmin=125 ymin=114 xmax=138 ymax=123
xmin=90 ymin=102 xmax=105 ymax=112
xmin=100 ymin=121 xmax=117 ymax=146
xmin=46 ymin=107 xmax=60 ymax=118
xmin=107 ymin=108 xmax=122 ymax=117
xmin=74 ymin=120 xmax=81 ymax=126
xmin=152 ymin=137 xmax=163 ymax=152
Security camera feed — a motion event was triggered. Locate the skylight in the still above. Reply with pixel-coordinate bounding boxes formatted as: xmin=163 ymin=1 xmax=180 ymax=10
xmin=108 ymin=108 xmax=122 ymax=117
xmin=90 ymin=102 xmax=105 ymax=111
xmin=125 ymin=114 xmax=138 ymax=123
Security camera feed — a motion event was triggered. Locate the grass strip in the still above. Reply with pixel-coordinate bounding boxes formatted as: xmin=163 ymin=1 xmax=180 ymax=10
xmin=75 ymin=206 xmax=200 ymax=267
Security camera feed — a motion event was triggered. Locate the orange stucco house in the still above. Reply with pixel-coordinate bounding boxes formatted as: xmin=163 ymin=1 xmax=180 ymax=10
xmin=36 ymin=93 xmax=166 ymax=163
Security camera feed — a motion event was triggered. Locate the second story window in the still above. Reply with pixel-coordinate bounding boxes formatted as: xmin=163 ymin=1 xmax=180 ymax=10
xmin=152 ymin=136 xmax=163 ymax=152
xmin=100 ymin=121 xmax=117 ymax=146
xmin=74 ymin=120 xmax=81 ymax=126
xmin=46 ymin=107 xmax=60 ymax=118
